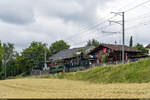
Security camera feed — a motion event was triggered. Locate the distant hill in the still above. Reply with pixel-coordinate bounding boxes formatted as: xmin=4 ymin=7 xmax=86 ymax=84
xmin=48 ymin=58 xmax=150 ymax=83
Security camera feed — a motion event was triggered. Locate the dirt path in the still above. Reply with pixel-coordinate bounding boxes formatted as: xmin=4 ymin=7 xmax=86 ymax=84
xmin=0 ymin=78 xmax=149 ymax=98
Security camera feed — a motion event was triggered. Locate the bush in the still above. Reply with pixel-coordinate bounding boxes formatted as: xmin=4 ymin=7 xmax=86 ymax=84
xmin=101 ymin=53 xmax=109 ymax=63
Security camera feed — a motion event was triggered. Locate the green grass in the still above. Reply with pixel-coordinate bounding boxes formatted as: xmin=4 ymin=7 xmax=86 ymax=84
xmin=45 ymin=58 xmax=150 ymax=83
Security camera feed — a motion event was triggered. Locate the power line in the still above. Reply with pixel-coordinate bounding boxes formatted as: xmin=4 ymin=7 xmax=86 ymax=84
xmin=74 ymin=15 xmax=116 ymax=34
xmin=125 ymin=15 xmax=150 ymax=26
xmin=117 ymin=0 xmax=138 ymax=12
xmin=65 ymin=15 xmax=117 ymax=42
xmin=68 ymin=0 xmax=150 ymax=47
xmin=66 ymin=22 xmax=115 ymax=46
xmin=104 ymin=12 xmax=125 ymax=63
xmin=67 ymin=0 xmax=150 ymax=47
xmin=126 ymin=20 xmax=150 ymax=30
xmin=64 ymin=1 xmax=138 ymax=46
xmin=125 ymin=0 xmax=150 ymax=12
xmin=126 ymin=11 xmax=150 ymax=22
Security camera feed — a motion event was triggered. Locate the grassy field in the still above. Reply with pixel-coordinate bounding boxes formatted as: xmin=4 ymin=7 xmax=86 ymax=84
xmin=0 ymin=78 xmax=150 ymax=98
xmin=1 ymin=58 xmax=150 ymax=98
xmin=47 ymin=58 xmax=150 ymax=83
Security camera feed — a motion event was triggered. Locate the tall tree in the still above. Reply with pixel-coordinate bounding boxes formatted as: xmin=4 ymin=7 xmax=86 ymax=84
xmin=86 ymin=39 xmax=99 ymax=47
xmin=49 ymin=40 xmax=70 ymax=55
xmin=21 ymin=41 xmax=49 ymax=74
xmin=0 ymin=41 xmax=3 ymax=79
xmin=2 ymin=43 xmax=15 ymax=78
xmin=129 ymin=36 xmax=133 ymax=47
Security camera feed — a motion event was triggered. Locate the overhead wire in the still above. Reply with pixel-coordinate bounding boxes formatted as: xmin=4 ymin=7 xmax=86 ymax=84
xmin=124 ymin=0 xmax=150 ymax=12
xmin=126 ymin=20 xmax=150 ymax=30
xmin=102 ymin=0 xmax=150 ymax=34
xmin=65 ymin=15 xmax=117 ymax=41
xmin=66 ymin=0 xmax=150 ymax=46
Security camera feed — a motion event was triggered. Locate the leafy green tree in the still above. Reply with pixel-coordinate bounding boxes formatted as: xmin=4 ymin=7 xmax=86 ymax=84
xmin=134 ymin=43 xmax=148 ymax=54
xmin=49 ymin=40 xmax=70 ymax=55
xmin=2 ymin=43 xmax=14 ymax=63
xmin=129 ymin=36 xmax=133 ymax=47
xmin=14 ymin=55 xmax=31 ymax=76
xmin=0 ymin=41 xmax=4 ymax=79
xmin=86 ymin=39 xmax=99 ymax=47
xmin=21 ymin=41 xmax=49 ymax=75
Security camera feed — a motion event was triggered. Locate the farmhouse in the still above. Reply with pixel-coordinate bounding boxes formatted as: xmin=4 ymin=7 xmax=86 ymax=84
xmin=88 ymin=43 xmax=145 ymax=64
xmin=48 ymin=43 xmax=148 ymax=73
xmin=146 ymin=44 xmax=150 ymax=55
xmin=49 ymin=46 xmax=95 ymax=72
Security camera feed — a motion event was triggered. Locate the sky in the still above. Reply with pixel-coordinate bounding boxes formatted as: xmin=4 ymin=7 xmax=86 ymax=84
xmin=0 ymin=0 xmax=150 ymax=52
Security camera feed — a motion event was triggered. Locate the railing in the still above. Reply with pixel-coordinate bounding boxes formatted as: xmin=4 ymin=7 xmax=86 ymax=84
xmin=31 ymin=58 xmax=146 ymax=76
xmin=31 ymin=69 xmax=50 ymax=76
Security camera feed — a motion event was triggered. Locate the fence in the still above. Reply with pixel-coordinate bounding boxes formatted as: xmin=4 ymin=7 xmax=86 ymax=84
xmin=65 ymin=66 xmax=89 ymax=72
xmin=31 ymin=58 xmax=145 ymax=76
xmin=31 ymin=70 xmax=50 ymax=76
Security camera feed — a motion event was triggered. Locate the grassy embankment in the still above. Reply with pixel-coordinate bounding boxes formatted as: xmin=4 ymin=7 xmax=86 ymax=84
xmin=42 ymin=58 xmax=150 ymax=83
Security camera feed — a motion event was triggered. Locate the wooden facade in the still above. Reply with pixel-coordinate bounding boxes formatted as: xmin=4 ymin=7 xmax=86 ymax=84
xmin=48 ymin=44 xmax=148 ymax=73
xmin=88 ymin=44 xmax=143 ymax=64
xmin=49 ymin=46 xmax=95 ymax=72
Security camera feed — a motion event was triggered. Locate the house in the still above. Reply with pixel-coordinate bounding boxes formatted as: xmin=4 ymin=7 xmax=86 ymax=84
xmin=146 ymin=44 xmax=150 ymax=55
xmin=88 ymin=43 xmax=145 ymax=64
xmin=49 ymin=43 xmax=148 ymax=73
xmin=50 ymin=46 xmax=95 ymax=61
xmin=49 ymin=46 xmax=95 ymax=72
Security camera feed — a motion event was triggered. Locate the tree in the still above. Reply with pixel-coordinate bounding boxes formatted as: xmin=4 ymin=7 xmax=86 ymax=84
xmin=49 ymin=40 xmax=70 ymax=55
xmin=0 ymin=41 xmax=4 ymax=79
xmin=21 ymin=41 xmax=49 ymax=75
xmin=2 ymin=43 xmax=15 ymax=78
xmin=134 ymin=43 xmax=148 ymax=54
xmin=86 ymin=39 xmax=99 ymax=47
xmin=129 ymin=36 xmax=133 ymax=47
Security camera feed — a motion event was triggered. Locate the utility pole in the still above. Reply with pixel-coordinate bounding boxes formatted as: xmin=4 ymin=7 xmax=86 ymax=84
xmin=105 ymin=12 xmax=125 ymax=64
xmin=122 ymin=12 xmax=125 ymax=64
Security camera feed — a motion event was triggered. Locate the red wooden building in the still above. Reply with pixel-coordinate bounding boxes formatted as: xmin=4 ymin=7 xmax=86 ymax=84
xmin=88 ymin=43 xmax=146 ymax=64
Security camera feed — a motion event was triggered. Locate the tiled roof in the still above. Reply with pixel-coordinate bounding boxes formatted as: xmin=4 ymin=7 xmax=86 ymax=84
xmin=89 ymin=43 xmax=141 ymax=54
xmin=100 ymin=43 xmax=141 ymax=52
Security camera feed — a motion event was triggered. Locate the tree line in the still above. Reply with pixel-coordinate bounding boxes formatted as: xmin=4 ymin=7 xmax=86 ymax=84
xmin=0 ymin=38 xmax=147 ymax=79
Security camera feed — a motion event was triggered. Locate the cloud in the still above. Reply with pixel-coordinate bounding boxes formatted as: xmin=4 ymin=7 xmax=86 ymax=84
xmin=0 ymin=0 xmax=35 ymax=25
xmin=36 ymin=0 xmax=110 ymax=24
xmin=0 ymin=0 xmax=149 ymax=52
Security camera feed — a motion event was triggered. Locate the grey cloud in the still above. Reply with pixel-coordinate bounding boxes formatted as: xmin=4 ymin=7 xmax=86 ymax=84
xmin=36 ymin=0 xmax=110 ymax=24
xmin=0 ymin=0 xmax=35 ymax=25
xmin=0 ymin=0 xmax=149 ymax=52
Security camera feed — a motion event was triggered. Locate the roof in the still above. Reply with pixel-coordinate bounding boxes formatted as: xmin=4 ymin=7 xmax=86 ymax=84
xmin=89 ymin=43 xmax=141 ymax=54
xmin=146 ymin=44 xmax=150 ymax=48
xmin=49 ymin=46 xmax=95 ymax=61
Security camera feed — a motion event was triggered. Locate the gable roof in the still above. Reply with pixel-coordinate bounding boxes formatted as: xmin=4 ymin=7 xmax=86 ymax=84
xmin=49 ymin=46 xmax=95 ymax=61
xmin=89 ymin=43 xmax=141 ymax=54
xmin=146 ymin=44 xmax=150 ymax=48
